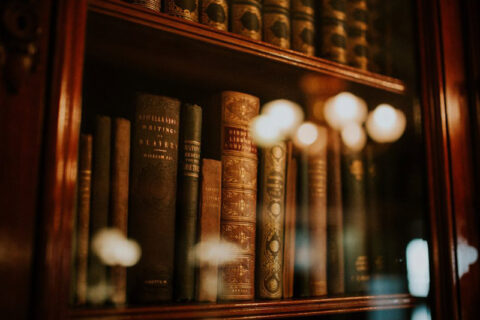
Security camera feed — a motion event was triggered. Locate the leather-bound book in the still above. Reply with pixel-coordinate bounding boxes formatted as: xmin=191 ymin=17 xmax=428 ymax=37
xmin=291 ymin=0 xmax=315 ymax=55
xmin=320 ymin=0 xmax=347 ymax=64
xmin=131 ymin=0 xmax=161 ymax=11
xmin=109 ymin=118 xmax=131 ymax=305
xmin=367 ymin=0 xmax=385 ymax=73
xmin=175 ymin=103 xmax=202 ymax=302
xmin=342 ymin=149 xmax=370 ymax=294
xmin=164 ymin=0 xmax=199 ymax=21
xmin=87 ymin=115 xmax=111 ymax=304
xmin=201 ymin=0 xmax=228 ymax=30
xmin=75 ymin=134 xmax=92 ymax=305
xmin=231 ymin=0 xmax=262 ymax=40
xmin=128 ymin=94 xmax=180 ymax=303
xmin=204 ymin=91 xmax=259 ymax=301
xmin=196 ymin=159 xmax=222 ymax=302
xmin=346 ymin=0 xmax=368 ymax=69
xmin=308 ymin=126 xmax=327 ymax=296
xmin=256 ymin=142 xmax=287 ymax=299
xmin=326 ymin=129 xmax=344 ymax=295
xmin=263 ymin=0 xmax=290 ymax=49
xmin=282 ymin=142 xmax=296 ymax=298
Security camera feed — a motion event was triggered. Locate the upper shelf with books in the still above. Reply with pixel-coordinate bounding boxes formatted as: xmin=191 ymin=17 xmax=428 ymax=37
xmin=87 ymin=0 xmax=406 ymax=96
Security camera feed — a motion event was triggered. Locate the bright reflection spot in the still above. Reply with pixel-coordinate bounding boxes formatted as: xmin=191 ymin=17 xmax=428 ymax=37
xmin=295 ymin=122 xmax=318 ymax=147
xmin=457 ymin=237 xmax=479 ymax=278
xmin=193 ymin=239 xmax=241 ymax=265
xmin=324 ymin=92 xmax=368 ymax=130
xmin=341 ymin=122 xmax=367 ymax=151
xmin=250 ymin=114 xmax=283 ymax=147
xmin=411 ymin=305 xmax=431 ymax=320
xmin=406 ymin=239 xmax=430 ymax=297
xmin=92 ymin=228 xmax=141 ymax=267
xmin=366 ymin=104 xmax=406 ymax=143
xmin=262 ymin=99 xmax=304 ymax=135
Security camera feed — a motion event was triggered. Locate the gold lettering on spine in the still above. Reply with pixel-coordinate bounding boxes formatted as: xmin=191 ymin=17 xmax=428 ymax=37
xmin=137 ymin=112 xmax=178 ymax=161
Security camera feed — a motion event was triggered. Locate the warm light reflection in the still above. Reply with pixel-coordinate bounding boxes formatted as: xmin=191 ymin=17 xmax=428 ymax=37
xmin=324 ymin=92 xmax=368 ymax=130
xmin=366 ymin=104 xmax=406 ymax=143
xmin=262 ymin=99 xmax=304 ymax=135
xmin=341 ymin=123 xmax=367 ymax=151
xmin=193 ymin=239 xmax=241 ymax=265
xmin=294 ymin=122 xmax=318 ymax=147
xmin=250 ymin=114 xmax=283 ymax=147
xmin=91 ymin=228 xmax=141 ymax=267
xmin=406 ymin=239 xmax=430 ymax=297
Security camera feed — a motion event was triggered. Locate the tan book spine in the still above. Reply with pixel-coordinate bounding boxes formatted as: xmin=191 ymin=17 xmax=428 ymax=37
xmin=132 ymin=0 xmax=161 ymax=11
xmin=201 ymin=0 xmax=228 ymax=30
xmin=347 ymin=0 xmax=368 ymax=69
xmin=75 ymin=134 xmax=92 ymax=305
xmin=231 ymin=0 xmax=262 ymax=40
xmin=320 ymin=0 xmax=347 ymax=64
xmin=282 ymin=143 xmax=296 ymax=298
xmin=164 ymin=0 xmax=199 ymax=22
xmin=218 ymin=91 xmax=259 ymax=300
xmin=263 ymin=0 xmax=291 ymax=49
xmin=257 ymin=142 xmax=287 ymax=299
xmin=291 ymin=0 xmax=315 ymax=55
xmin=308 ymin=125 xmax=328 ymax=296
xmin=109 ymin=118 xmax=131 ymax=305
xmin=196 ymin=159 xmax=222 ymax=302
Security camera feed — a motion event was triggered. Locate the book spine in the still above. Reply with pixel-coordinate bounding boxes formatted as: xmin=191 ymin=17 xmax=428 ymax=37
xmin=132 ymin=0 xmax=161 ymax=11
xmin=87 ymin=115 xmax=111 ymax=304
xmin=291 ymin=0 xmax=315 ymax=55
xmin=346 ymin=0 xmax=368 ymax=69
xmin=257 ymin=142 xmax=287 ymax=299
xmin=201 ymin=0 xmax=228 ymax=30
xmin=218 ymin=91 xmax=259 ymax=300
xmin=231 ymin=0 xmax=262 ymax=40
xmin=367 ymin=0 xmax=385 ymax=73
xmin=342 ymin=150 xmax=370 ymax=294
xmin=109 ymin=118 xmax=131 ymax=305
xmin=282 ymin=142 xmax=296 ymax=298
xmin=320 ymin=0 xmax=347 ymax=64
xmin=75 ymin=134 xmax=93 ymax=305
xmin=128 ymin=94 xmax=180 ymax=303
xmin=308 ymin=126 xmax=327 ymax=296
xmin=196 ymin=159 xmax=222 ymax=302
xmin=263 ymin=0 xmax=291 ymax=49
xmin=326 ymin=130 xmax=344 ymax=295
xmin=164 ymin=0 xmax=199 ymax=22
xmin=175 ymin=103 xmax=202 ymax=301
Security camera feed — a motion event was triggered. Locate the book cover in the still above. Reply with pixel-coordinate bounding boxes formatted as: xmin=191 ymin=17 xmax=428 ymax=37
xmin=231 ymin=0 xmax=262 ymax=40
xmin=164 ymin=0 xmax=199 ymax=21
xmin=201 ymin=0 xmax=228 ymax=30
xmin=75 ymin=134 xmax=92 ymax=305
xmin=263 ymin=0 xmax=290 ymax=49
xmin=131 ymin=0 xmax=161 ymax=11
xmin=196 ymin=159 xmax=222 ymax=302
xmin=109 ymin=118 xmax=131 ymax=305
xmin=320 ymin=0 xmax=347 ymax=64
xmin=346 ymin=0 xmax=368 ymax=69
xmin=256 ymin=142 xmax=287 ymax=299
xmin=175 ymin=103 xmax=202 ymax=301
xmin=291 ymin=0 xmax=315 ymax=55
xmin=128 ymin=93 xmax=180 ymax=303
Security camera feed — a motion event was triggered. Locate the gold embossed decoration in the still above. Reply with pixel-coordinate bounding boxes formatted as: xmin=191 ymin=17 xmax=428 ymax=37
xmin=231 ymin=0 xmax=262 ymax=40
xmin=201 ymin=0 xmax=228 ymax=30
xmin=165 ymin=0 xmax=199 ymax=22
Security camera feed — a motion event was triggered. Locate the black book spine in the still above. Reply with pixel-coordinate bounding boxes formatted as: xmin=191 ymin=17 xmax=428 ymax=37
xmin=175 ymin=103 xmax=202 ymax=301
xmin=128 ymin=93 xmax=180 ymax=303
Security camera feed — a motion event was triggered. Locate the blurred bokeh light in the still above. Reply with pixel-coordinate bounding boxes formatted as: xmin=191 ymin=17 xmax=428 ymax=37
xmin=366 ymin=104 xmax=406 ymax=143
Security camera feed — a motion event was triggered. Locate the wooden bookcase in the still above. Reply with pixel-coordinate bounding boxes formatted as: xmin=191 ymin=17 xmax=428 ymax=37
xmin=0 ymin=0 xmax=478 ymax=319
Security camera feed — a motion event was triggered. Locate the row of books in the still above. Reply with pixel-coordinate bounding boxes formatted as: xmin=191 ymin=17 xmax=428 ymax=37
xmin=73 ymin=90 xmax=388 ymax=305
xmin=126 ymin=0 xmax=390 ymax=73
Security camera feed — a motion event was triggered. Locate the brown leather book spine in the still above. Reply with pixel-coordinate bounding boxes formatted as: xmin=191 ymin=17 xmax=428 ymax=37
xmin=346 ymin=0 xmax=368 ymax=69
xmin=231 ymin=0 xmax=262 ymax=40
xmin=217 ymin=91 xmax=259 ymax=300
xmin=131 ymin=0 xmax=161 ymax=11
xmin=164 ymin=0 xmax=199 ymax=22
xmin=201 ymin=0 xmax=228 ymax=30
xmin=196 ymin=159 xmax=222 ymax=302
xmin=367 ymin=0 xmax=385 ymax=73
xmin=75 ymin=134 xmax=92 ymax=305
xmin=128 ymin=93 xmax=180 ymax=303
xmin=291 ymin=0 xmax=315 ymax=55
xmin=320 ymin=0 xmax=347 ymax=64
xmin=308 ymin=125 xmax=328 ymax=296
xmin=282 ymin=142 xmax=296 ymax=299
xmin=263 ymin=0 xmax=290 ymax=49
xmin=109 ymin=118 xmax=131 ymax=305
xmin=257 ymin=142 xmax=287 ymax=299
xmin=326 ymin=129 xmax=344 ymax=295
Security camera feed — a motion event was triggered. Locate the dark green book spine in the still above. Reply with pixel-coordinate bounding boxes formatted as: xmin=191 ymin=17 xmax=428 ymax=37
xmin=128 ymin=94 xmax=180 ymax=303
xmin=342 ymin=150 xmax=369 ymax=294
xmin=87 ymin=115 xmax=111 ymax=304
xmin=175 ymin=103 xmax=202 ymax=301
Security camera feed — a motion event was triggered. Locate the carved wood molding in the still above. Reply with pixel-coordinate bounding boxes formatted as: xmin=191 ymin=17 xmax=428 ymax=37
xmin=0 ymin=1 xmax=40 ymax=93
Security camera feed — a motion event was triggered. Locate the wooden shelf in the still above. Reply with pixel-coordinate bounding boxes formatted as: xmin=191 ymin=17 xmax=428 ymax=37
xmin=87 ymin=0 xmax=406 ymax=97
xmin=70 ymin=294 xmax=420 ymax=319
